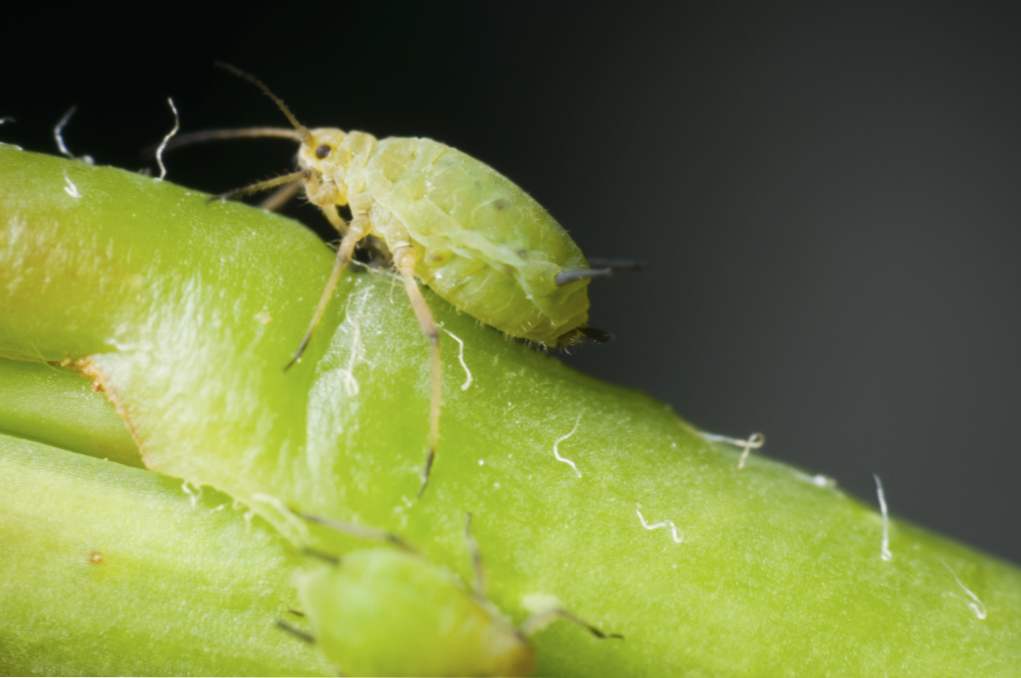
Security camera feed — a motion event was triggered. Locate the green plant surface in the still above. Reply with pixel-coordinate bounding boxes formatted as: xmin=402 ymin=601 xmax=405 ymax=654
xmin=0 ymin=432 xmax=331 ymax=676
xmin=1 ymin=144 xmax=1019 ymax=675
xmin=0 ymin=359 xmax=140 ymax=466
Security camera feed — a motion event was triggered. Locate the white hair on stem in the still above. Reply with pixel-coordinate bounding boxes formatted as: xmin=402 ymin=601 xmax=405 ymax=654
xmin=940 ymin=560 xmax=987 ymax=621
xmin=53 ymin=106 xmax=93 ymax=163
xmin=551 ymin=415 xmax=583 ymax=478
xmin=700 ymin=430 xmax=765 ymax=469
xmin=873 ymin=473 xmax=893 ymax=562
xmin=441 ymin=326 xmax=472 ymax=391
xmin=155 ymin=97 xmax=180 ymax=181
xmin=635 ymin=504 xmax=683 ymax=544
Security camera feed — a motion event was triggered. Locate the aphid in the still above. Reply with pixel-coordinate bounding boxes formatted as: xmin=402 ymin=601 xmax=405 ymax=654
xmin=281 ymin=513 xmax=620 ymax=676
xmin=171 ymin=64 xmax=625 ymax=494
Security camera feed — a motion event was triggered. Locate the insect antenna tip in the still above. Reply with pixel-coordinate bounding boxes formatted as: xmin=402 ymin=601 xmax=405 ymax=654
xmin=214 ymin=61 xmax=309 ymax=138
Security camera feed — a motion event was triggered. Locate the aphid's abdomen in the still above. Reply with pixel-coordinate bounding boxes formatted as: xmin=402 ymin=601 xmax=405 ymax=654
xmin=364 ymin=138 xmax=590 ymax=346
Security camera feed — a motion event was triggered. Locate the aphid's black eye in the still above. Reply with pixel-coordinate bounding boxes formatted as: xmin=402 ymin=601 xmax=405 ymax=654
xmin=315 ymin=144 xmax=332 ymax=159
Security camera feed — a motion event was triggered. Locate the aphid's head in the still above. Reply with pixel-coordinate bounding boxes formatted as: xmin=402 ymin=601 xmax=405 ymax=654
xmin=297 ymin=127 xmax=348 ymax=174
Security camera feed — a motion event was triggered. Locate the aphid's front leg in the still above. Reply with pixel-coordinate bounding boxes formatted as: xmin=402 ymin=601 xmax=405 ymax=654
xmin=213 ymin=170 xmax=307 ymax=202
xmin=392 ymin=246 xmax=442 ymax=496
xmin=259 ymin=181 xmax=302 ymax=212
xmin=284 ymin=205 xmax=368 ymax=369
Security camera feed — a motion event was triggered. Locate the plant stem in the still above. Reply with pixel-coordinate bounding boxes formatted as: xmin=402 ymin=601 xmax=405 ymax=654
xmin=1 ymin=145 xmax=1019 ymax=675
xmin=0 ymin=432 xmax=330 ymax=675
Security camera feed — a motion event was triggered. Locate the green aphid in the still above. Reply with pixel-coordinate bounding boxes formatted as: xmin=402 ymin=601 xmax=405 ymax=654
xmin=295 ymin=548 xmax=535 ymax=677
xmin=171 ymin=63 xmax=619 ymax=494
xmin=283 ymin=514 xmax=620 ymax=676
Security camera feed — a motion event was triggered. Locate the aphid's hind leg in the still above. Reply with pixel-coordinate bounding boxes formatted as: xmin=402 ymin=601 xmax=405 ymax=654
xmin=285 ymin=205 xmax=367 ymax=370
xmin=392 ymin=246 xmax=442 ymax=497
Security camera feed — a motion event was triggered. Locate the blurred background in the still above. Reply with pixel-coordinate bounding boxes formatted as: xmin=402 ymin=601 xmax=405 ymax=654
xmin=4 ymin=4 xmax=1019 ymax=562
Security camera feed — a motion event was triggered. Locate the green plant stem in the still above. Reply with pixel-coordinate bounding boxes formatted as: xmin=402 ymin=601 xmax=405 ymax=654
xmin=1 ymin=145 xmax=1019 ymax=675
xmin=0 ymin=432 xmax=331 ymax=676
xmin=0 ymin=359 xmax=139 ymax=466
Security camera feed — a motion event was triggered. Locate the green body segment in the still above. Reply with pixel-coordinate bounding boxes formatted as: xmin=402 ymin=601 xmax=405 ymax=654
xmin=298 ymin=548 xmax=533 ymax=677
xmin=359 ymin=137 xmax=590 ymax=346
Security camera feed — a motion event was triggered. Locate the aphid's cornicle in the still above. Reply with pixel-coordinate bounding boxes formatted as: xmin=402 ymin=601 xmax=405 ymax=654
xmin=173 ymin=63 xmax=607 ymax=494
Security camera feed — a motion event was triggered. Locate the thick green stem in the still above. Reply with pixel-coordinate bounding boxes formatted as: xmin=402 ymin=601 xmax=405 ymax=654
xmin=0 ymin=433 xmax=330 ymax=676
xmin=0 ymin=359 xmax=140 ymax=466
xmin=1 ymin=145 xmax=1019 ymax=675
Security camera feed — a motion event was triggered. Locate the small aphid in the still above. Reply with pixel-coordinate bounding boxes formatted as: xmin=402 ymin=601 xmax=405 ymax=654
xmin=288 ymin=512 xmax=620 ymax=676
xmin=170 ymin=63 xmax=627 ymax=495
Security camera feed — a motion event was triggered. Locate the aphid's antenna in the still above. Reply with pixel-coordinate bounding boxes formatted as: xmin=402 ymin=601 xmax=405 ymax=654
xmin=464 ymin=513 xmax=487 ymax=597
xmin=215 ymin=61 xmax=310 ymax=140
xmin=276 ymin=619 xmax=316 ymax=644
xmin=162 ymin=126 xmax=303 ymax=153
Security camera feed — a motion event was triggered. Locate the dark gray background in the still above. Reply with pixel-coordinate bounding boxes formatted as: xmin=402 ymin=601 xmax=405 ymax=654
xmin=4 ymin=4 xmax=1019 ymax=563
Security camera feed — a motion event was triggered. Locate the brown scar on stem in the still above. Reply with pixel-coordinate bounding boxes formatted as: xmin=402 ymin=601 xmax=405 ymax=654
xmin=88 ymin=551 xmax=104 ymax=564
xmin=72 ymin=357 xmax=149 ymax=465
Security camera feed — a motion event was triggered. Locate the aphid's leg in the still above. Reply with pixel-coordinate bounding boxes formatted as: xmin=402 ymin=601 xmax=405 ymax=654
xmin=302 ymin=547 xmax=342 ymax=565
xmin=259 ymin=180 xmax=303 ymax=211
xmin=574 ymin=327 xmax=613 ymax=343
xmin=519 ymin=607 xmax=624 ymax=640
xmin=294 ymin=509 xmax=415 ymax=552
xmin=392 ymin=246 xmax=443 ymax=497
xmin=212 ymin=170 xmax=308 ymax=202
xmin=317 ymin=201 xmax=349 ymax=235
xmin=464 ymin=512 xmax=487 ymax=597
xmin=284 ymin=208 xmax=367 ymax=370
xmin=276 ymin=619 xmax=316 ymax=644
